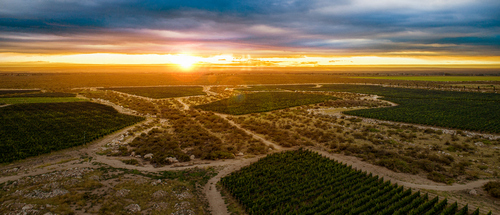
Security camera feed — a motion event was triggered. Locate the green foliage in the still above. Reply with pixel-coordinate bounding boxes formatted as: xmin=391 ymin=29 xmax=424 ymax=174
xmin=0 ymin=102 xmax=144 ymax=163
xmin=221 ymin=149 xmax=476 ymax=214
xmin=483 ymin=181 xmax=500 ymax=198
xmin=196 ymin=92 xmax=335 ymax=115
xmin=122 ymin=159 xmax=139 ymax=165
xmin=347 ymin=98 xmax=500 ymax=134
xmin=258 ymin=84 xmax=500 ymax=133
xmin=427 ymin=172 xmax=455 ymax=185
xmin=103 ymin=86 xmax=205 ymax=98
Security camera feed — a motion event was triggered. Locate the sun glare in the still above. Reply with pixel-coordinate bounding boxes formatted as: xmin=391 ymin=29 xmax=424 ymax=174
xmin=169 ymin=54 xmax=199 ymax=69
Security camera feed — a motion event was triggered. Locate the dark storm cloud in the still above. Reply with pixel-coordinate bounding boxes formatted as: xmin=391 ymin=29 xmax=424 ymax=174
xmin=0 ymin=0 xmax=499 ymax=55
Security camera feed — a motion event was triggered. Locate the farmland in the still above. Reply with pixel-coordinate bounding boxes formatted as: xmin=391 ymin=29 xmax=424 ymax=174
xmin=353 ymin=76 xmax=500 ymax=82
xmin=273 ymin=84 xmax=500 ymax=133
xmin=0 ymin=97 xmax=86 ymax=104
xmin=222 ymin=149 xmax=482 ymax=215
xmin=0 ymin=89 xmax=40 ymax=95
xmin=1 ymin=75 xmax=500 ymax=214
xmin=346 ymin=98 xmax=500 ymax=133
xmin=0 ymin=102 xmax=144 ymax=162
xmin=195 ymin=92 xmax=336 ymax=115
xmin=103 ymin=86 xmax=205 ymax=99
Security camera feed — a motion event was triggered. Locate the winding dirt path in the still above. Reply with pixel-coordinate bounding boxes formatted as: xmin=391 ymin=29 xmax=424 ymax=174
xmin=175 ymin=98 xmax=190 ymax=111
xmin=215 ymin=113 xmax=283 ymax=150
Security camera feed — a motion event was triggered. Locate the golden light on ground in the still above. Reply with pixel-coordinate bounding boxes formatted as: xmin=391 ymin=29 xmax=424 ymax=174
xmin=168 ymin=54 xmax=200 ymax=69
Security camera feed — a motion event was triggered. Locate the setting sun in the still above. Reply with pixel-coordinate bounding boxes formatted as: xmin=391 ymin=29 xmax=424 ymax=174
xmin=169 ymin=54 xmax=199 ymax=69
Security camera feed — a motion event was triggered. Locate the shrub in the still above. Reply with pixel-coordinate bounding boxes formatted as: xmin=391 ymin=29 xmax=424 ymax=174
xmin=484 ymin=181 xmax=500 ymax=198
xmin=427 ymin=172 xmax=454 ymax=185
xmin=122 ymin=159 xmax=139 ymax=165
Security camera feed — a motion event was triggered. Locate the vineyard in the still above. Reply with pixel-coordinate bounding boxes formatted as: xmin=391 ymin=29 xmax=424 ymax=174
xmin=102 ymin=86 xmax=205 ymax=99
xmin=195 ymin=92 xmax=336 ymax=115
xmin=346 ymin=98 xmax=500 ymax=133
xmin=222 ymin=149 xmax=486 ymax=215
xmin=273 ymin=84 xmax=500 ymax=133
xmin=0 ymin=102 xmax=144 ymax=163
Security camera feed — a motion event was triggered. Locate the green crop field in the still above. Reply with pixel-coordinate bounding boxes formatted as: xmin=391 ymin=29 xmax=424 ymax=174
xmin=278 ymin=84 xmax=500 ymax=133
xmin=222 ymin=149 xmax=482 ymax=215
xmin=195 ymin=92 xmax=336 ymax=115
xmin=0 ymin=102 xmax=144 ymax=163
xmin=103 ymin=86 xmax=205 ymax=98
xmin=352 ymin=76 xmax=500 ymax=82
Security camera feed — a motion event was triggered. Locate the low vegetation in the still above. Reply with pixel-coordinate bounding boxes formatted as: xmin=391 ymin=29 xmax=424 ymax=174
xmin=0 ymin=164 xmax=216 ymax=214
xmin=0 ymin=102 xmax=144 ymax=163
xmin=102 ymin=86 xmax=205 ymax=99
xmin=196 ymin=92 xmax=336 ymax=115
xmin=483 ymin=181 xmax=500 ymax=198
xmin=276 ymin=84 xmax=500 ymax=133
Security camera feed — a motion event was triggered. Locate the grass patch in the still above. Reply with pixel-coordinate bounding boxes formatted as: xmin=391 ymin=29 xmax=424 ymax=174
xmin=196 ymin=92 xmax=336 ymax=115
xmin=102 ymin=86 xmax=205 ymax=99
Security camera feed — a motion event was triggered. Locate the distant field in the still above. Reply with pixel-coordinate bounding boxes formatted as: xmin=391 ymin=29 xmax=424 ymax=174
xmin=196 ymin=92 xmax=335 ymax=115
xmin=0 ymin=97 xmax=86 ymax=104
xmin=353 ymin=76 xmax=500 ymax=82
xmin=103 ymin=86 xmax=205 ymax=98
xmin=222 ymin=149 xmax=477 ymax=214
xmin=0 ymin=89 xmax=40 ymax=95
xmin=0 ymin=102 xmax=144 ymax=163
xmin=0 ymin=92 xmax=75 ymax=98
xmin=235 ymin=86 xmax=285 ymax=91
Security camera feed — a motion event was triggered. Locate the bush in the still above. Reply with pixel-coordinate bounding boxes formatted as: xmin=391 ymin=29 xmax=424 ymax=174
xmin=427 ymin=172 xmax=454 ymax=184
xmin=122 ymin=159 xmax=139 ymax=165
xmin=377 ymin=158 xmax=417 ymax=174
xmin=484 ymin=181 xmax=500 ymax=198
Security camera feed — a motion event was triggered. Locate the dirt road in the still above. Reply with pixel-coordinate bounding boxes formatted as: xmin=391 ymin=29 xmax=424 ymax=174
xmin=215 ymin=113 xmax=283 ymax=150
xmin=175 ymin=98 xmax=190 ymax=111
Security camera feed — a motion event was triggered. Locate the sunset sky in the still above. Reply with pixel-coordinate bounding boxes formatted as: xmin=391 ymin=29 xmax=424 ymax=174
xmin=1 ymin=0 xmax=499 ymax=67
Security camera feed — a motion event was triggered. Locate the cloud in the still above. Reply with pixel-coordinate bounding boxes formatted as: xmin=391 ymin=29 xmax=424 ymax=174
xmin=0 ymin=0 xmax=499 ymax=58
